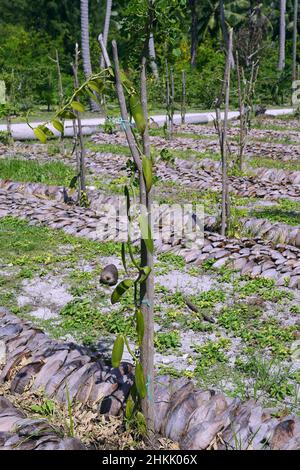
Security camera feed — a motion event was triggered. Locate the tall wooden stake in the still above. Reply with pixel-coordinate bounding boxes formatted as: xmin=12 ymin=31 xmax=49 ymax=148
xmin=99 ymin=38 xmax=155 ymax=437
xmin=181 ymin=70 xmax=186 ymax=125
xmin=140 ymin=56 xmax=155 ymax=436
xmin=71 ymin=43 xmax=86 ymax=201
xmin=221 ymin=29 xmax=233 ymax=237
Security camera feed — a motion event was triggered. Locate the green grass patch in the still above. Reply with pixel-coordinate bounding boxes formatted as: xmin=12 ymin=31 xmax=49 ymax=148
xmin=156 ymin=252 xmax=185 ymax=272
xmin=249 ymin=157 xmax=300 ymax=173
xmin=59 ymin=298 xmax=134 ymax=345
xmin=0 ymin=216 xmax=120 ymax=268
xmin=0 ymin=158 xmax=74 ymax=186
xmin=218 ymin=303 xmax=296 ymax=357
xmin=154 ymin=330 xmax=182 ymax=353
xmin=86 ymin=142 xmax=131 ymax=156
xmin=250 ymin=199 xmax=300 ymax=227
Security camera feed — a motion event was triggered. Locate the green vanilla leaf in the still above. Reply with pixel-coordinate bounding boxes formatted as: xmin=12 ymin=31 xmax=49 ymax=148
xmin=33 ymin=127 xmax=47 ymax=144
xmin=71 ymin=101 xmax=85 ymax=113
xmin=112 ymin=335 xmax=124 ymax=368
xmin=121 ymin=242 xmax=128 ymax=274
xmin=111 ymin=279 xmax=134 ymax=304
xmin=52 ymin=119 xmax=64 ymax=134
xmin=58 ymin=109 xmax=77 ymax=120
xmin=39 ymin=125 xmax=54 ymax=137
xmin=138 ymin=266 xmax=151 ymax=284
xmin=142 ymin=156 xmax=152 ymax=192
xmin=139 ymin=214 xmax=154 ymax=254
xmin=125 ymin=395 xmax=135 ymax=420
xmin=136 ymin=309 xmax=145 ymax=347
xmin=124 ymin=185 xmax=131 ymax=218
xmin=129 ymin=94 xmax=146 ymax=135
xmin=135 ymin=361 xmax=146 ymax=399
xmin=69 ymin=174 xmax=79 ymax=189
xmin=89 ymin=82 xmax=102 ymax=95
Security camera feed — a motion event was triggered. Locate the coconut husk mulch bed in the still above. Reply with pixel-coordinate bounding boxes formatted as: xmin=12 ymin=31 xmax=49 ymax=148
xmin=1 ymin=307 xmax=300 ymax=450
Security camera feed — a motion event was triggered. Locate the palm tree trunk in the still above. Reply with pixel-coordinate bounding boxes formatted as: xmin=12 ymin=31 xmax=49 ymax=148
xmin=100 ymin=0 xmax=112 ymax=69
xmin=189 ymin=0 xmax=198 ymax=67
xmin=293 ymin=0 xmax=299 ymax=81
xmin=80 ymin=0 xmax=100 ymax=111
xmin=278 ymin=0 xmax=287 ymax=71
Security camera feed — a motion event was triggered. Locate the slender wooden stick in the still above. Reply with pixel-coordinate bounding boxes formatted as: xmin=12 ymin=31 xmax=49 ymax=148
xmin=221 ymin=29 xmax=233 ymax=237
xmin=236 ymin=52 xmax=244 ymax=172
xmin=71 ymin=43 xmax=86 ymax=196
xmin=98 ymin=34 xmax=112 ymax=68
xmin=181 ymin=70 xmax=186 ymax=125
xmin=111 ymin=41 xmax=142 ymax=173
xmin=140 ymin=56 xmax=155 ymax=436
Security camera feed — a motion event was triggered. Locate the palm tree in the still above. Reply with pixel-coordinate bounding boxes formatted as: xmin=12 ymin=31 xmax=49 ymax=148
xmin=100 ymin=0 xmax=112 ymax=69
xmin=292 ymin=0 xmax=298 ymax=80
xmin=189 ymin=0 xmax=249 ymax=65
xmin=189 ymin=0 xmax=198 ymax=67
xmin=278 ymin=0 xmax=286 ymax=70
xmin=80 ymin=0 xmax=100 ymax=111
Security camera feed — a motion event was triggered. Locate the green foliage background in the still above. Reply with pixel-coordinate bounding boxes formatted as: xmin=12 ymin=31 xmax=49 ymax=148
xmin=0 ymin=0 xmax=298 ymax=112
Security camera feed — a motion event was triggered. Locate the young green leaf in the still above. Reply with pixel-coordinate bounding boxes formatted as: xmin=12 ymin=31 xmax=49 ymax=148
xmin=136 ymin=309 xmax=144 ymax=347
xmin=136 ymin=411 xmax=147 ymax=436
xmin=125 ymin=394 xmax=135 ymax=420
xmin=142 ymin=156 xmax=152 ymax=192
xmin=121 ymin=243 xmax=128 ymax=274
xmin=88 ymin=82 xmax=102 ymax=94
xmin=111 ymin=279 xmax=134 ymax=304
xmin=124 ymin=185 xmax=131 ymax=218
xmin=52 ymin=119 xmax=64 ymax=134
xmin=69 ymin=175 xmax=79 ymax=189
xmin=58 ymin=109 xmax=77 ymax=120
xmin=138 ymin=266 xmax=151 ymax=284
xmin=33 ymin=127 xmax=47 ymax=144
xmin=40 ymin=125 xmax=54 ymax=137
xmin=139 ymin=214 xmax=154 ymax=254
xmin=129 ymin=94 xmax=146 ymax=135
xmin=112 ymin=335 xmax=124 ymax=368
xmin=71 ymin=101 xmax=85 ymax=113
xmin=135 ymin=361 xmax=146 ymax=399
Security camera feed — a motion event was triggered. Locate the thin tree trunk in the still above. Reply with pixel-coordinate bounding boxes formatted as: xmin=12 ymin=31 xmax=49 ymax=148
xmin=189 ymin=0 xmax=198 ymax=66
xmin=111 ymin=41 xmax=142 ymax=173
xmin=181 ymin=70 xmax=186 ymax=125
xmin=71 ymin=43 xmax=86 ymax=198
xmin=53 ymin=49 xmax=65 ymax=154
xmin=293 ymin=0 xmax=299 ymax=81
xmin=170 ymin=67 xmax=175 ymax=137
xmin=6 ymin=116 xmax=12 ymax=137
xmin=220 ymin=0 xmax=235 ymax=68
xmin=221 ymin=29 xmax=232 ymax=237
xmin=148 ymin=33 xmax=159 ymax=79
xmin=140 ymin=56 xmax=155 ymax=437
xmin=100 ymin=0 xmax=112 ymax=69
xmin=80 ymin=0 xmax=100 ymax=111
xmin=50 ymin=49 xmax=64 ymax=107
xmin=98 ymin=34 xmax=112 ymax=68
xmin=110 ymin=41 xmax=154 ymax=435
xmin=278 ymin=0 xmax=287 ymax=70
xmin=165 ymin=60 xmax=171 ymax=137
xmin=236 ymin=53 xmax=244 ymax=172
